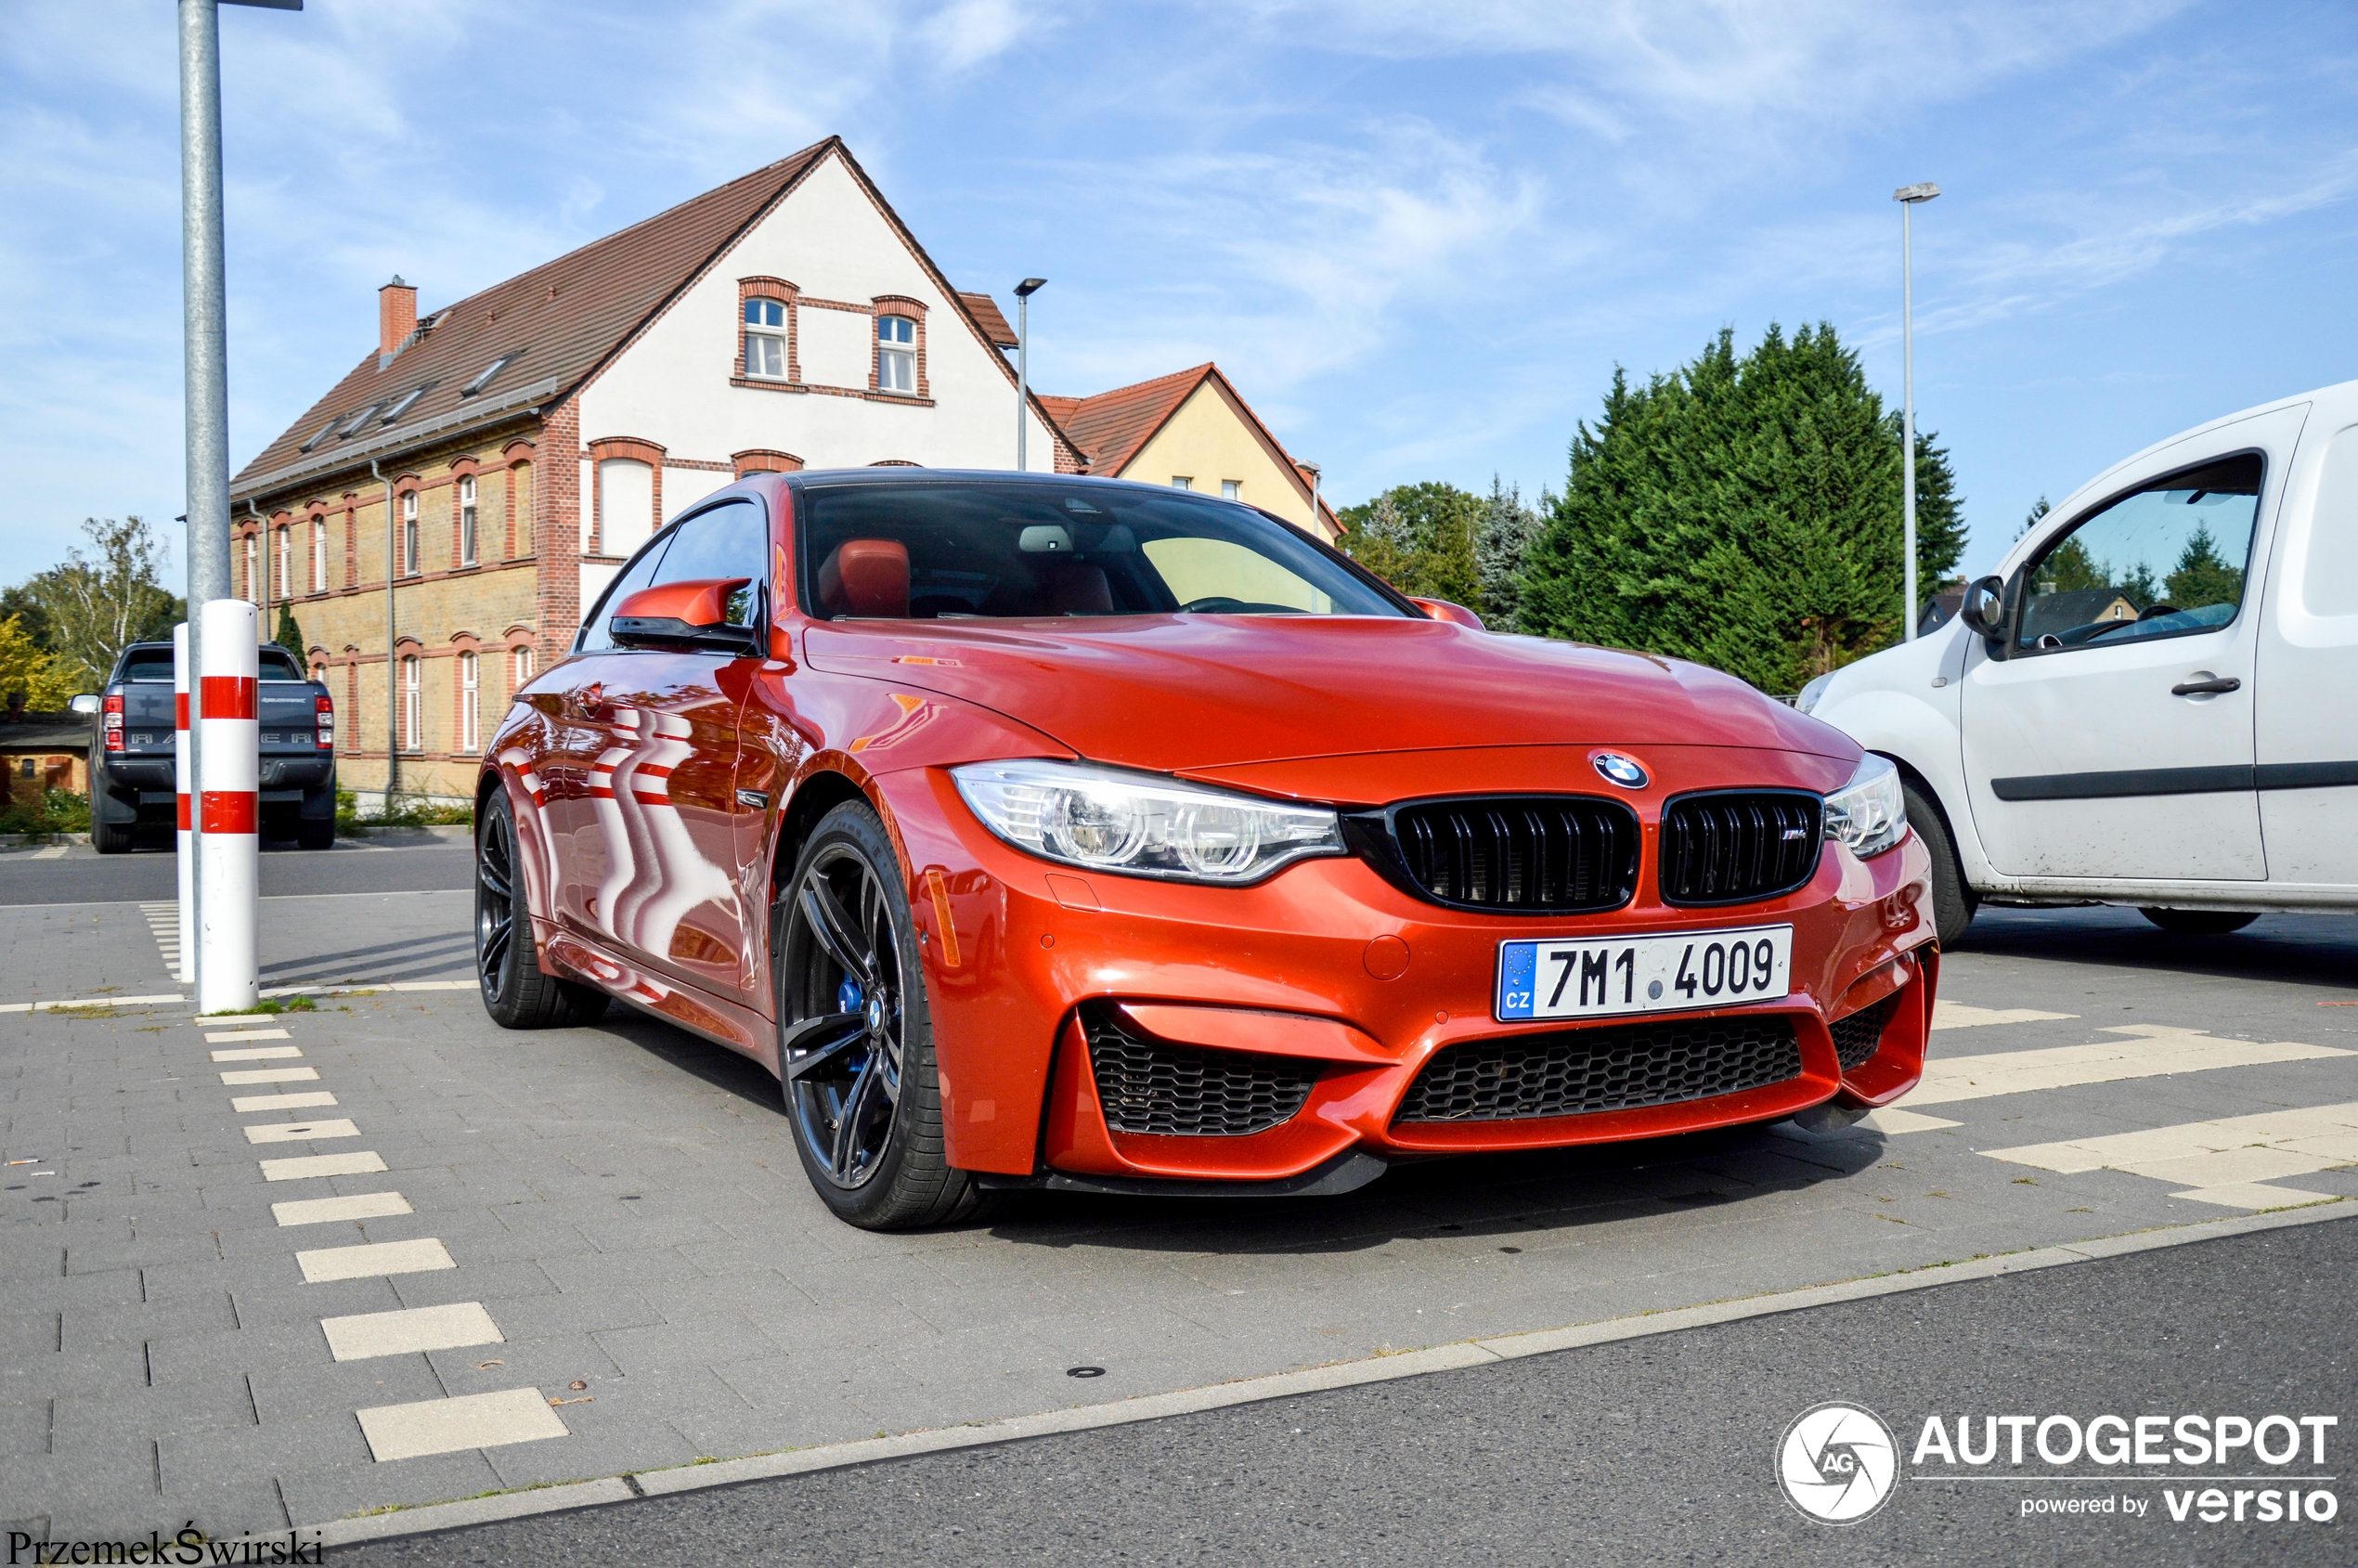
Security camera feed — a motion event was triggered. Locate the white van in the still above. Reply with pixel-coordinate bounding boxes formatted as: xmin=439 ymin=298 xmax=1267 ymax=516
xmin=1797 ymin=379 xmax=2358 ymax=944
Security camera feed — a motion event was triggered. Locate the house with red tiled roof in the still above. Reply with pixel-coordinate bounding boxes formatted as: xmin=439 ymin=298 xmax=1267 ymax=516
xmin=1044 ymin=364 xmax=1340 ymax=542
xmin=230 ymin=136 xmax=1076 ymax=806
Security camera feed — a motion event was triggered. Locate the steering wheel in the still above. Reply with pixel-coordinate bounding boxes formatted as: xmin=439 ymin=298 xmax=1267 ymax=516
xmin=1179 ymin=596 xmax=1250 ymax=614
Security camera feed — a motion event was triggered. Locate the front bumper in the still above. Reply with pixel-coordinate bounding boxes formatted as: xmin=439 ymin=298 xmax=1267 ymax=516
xmin=876 ymin=763 xmax=1940 ymax=1184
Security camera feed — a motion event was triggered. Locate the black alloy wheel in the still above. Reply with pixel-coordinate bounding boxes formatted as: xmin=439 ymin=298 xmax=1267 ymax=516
xmin=475 ymin=790 xmax=606 ymax=1029
xmin=775 ymin=801 xmax=981 ymax=1229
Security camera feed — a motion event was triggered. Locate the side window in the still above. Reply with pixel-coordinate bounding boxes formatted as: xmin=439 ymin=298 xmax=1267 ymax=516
xmin=1142 ymin=537 xmax=1334 ymax=614
xmin=649 ymin=499 xmax=766 ymax=628
xmin=2016 ymin=453 xmax=2262 ymax=653
xmin=577 ymin=526 xmax=679 ymax=653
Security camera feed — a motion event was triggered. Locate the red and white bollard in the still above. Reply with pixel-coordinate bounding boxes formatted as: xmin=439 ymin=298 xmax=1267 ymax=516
xmin=196 ymin=599 xmax=259 ymax=1014
xmin=173 ymin=622 xmax=194 ymax=987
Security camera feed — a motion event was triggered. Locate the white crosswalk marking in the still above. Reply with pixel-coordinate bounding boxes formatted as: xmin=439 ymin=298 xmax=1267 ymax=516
xmin=220 ymin=1066 xmax=319 ymax=1084
xmin=232 ymin=1091 xmax=337 ymax=1112
xmin=138 ymin=901 xmax=180 ymax=973
xmin=1984 ymin=1101 xmax=2358 ymax=1208
xmin=272 ymin=1191 xmax=411 ymax=1226
xmin=259 ymin=1150 xmax=386 ymax=1180
xmin=207 ymin=1028 xmax=293 ymax=1044
xmin=243 ymin=1119 xmax=361 ymax=1145
xmin=296 ymin=1238 xmax=455 ymax=1283
xmin=1911 ymin=1025 xmax=2350 ymax=1107
xmin=1933 ymin=1001 xmax=2079 ymax=1030
xmin=212 ymin=1044 xmax=303 ymax=1062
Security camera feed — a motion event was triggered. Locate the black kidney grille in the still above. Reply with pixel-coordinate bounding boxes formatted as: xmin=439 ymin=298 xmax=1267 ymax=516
xmin=1830 ymin=995 xmax=1896 ymax=1072
xmin=1084 ymin=1008 xmax=1319 ymax=1137
xmin=1660 ymin=791 xmax=1824 ymax=905
xmin=1393 ymin=1014 xmax=1803 ymax=1124
xmin=1387 ymin=797 xmax=1639 ymax=913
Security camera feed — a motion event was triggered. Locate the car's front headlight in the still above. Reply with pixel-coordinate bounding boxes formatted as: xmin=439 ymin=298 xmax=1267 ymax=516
xmin=1794 ymin=672 xmax=1834 ymax=715
xmin=951 ymin=758 xmax=1346 ymax=885
xmin=1822 ymin=753 xmax=1907 ymax=859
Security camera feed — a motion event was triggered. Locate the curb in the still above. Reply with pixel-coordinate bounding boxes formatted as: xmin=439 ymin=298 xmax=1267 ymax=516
xmin=294 ymin=1199 xmax=2355 ymax=1549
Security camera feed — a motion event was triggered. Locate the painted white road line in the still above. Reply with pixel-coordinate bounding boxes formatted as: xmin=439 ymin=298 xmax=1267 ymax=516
xmin=1768 ymin=1105 xmax=1961 ymax=1146
xmin=244 ymin=1119 xmax=361 ymax=1145
xmin=232 ymin=1091 xmax=338 ymax=1113
xmin=323 ymin=1302 xmax=503 ymax=1362
xmin=1911 ymin=1024 xmax=2350 ymax=1107
xmin=259 ymin=1150 xmax=387 ymax=1181
xmin=297 ymin=1238 xmax=455 ymax=1283
xmin=273 ymin=1191 xmax=412 ymax=1226
xmin=356 ymin=1387 xmax=567 ymax=1463
xmin=206 ymin=1028 xmax=292 ymax=1044
xmin=211 ymin=1044 xmax=304 ymax=1062
xmin=29 ymin=845 xmax=66 ymax=861
xmin=1932 ymin=1001 xmax=2079 ymax=1030
xmin=0 ymin=994 xmax=186 ymax=1014
xmin=1985 ymin=1101 xmax=2358 ymax=1208
xmin=220 ymin=1066 xmax=321 ymax=1084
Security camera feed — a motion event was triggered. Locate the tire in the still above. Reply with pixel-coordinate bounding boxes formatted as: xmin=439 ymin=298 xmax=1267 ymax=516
xmin=2138 ymin=907 xmax=2260 ymax=936
xmin=474 ymin=790 xmax=607 ymax=1029
xmin=91 ymin=810 xmax=135 ymax=855
xmin=1901 ymin=780 xmax=1976 ymax=947
xmin=773 ymin=800 xmax=984 ymax=1230
xmin=296 ymin=818 xmax=335 ymax=850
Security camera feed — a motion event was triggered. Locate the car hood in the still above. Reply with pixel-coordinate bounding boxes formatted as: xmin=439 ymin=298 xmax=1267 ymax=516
xmin=802 ymin=616 xmax=1859 ymax=776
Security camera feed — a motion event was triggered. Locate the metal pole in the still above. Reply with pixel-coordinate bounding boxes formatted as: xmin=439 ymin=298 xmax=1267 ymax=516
xmin=1016 ymin=292 xmax=1029 ymax=473
xmin=1901 ymin=198 xmax=1917 ymax=643
xmin=180 ymin=0 xmax=229 ymax=1002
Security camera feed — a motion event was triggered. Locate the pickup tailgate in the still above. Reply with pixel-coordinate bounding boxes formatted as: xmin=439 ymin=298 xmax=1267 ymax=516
xmin=260 ymin=680 xmax=322 ymax=753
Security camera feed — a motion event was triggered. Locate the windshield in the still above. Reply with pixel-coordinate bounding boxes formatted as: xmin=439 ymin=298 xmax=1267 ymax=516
xmin=797 ymin=480 xmax=1406 ymax=621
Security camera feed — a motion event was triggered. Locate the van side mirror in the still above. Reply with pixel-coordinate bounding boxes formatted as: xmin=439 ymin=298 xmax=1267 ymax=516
xmin=1957 ymin=575 xmax=2007 ymax=644
xmin=610 ymin=577 xmax=760 ymax=656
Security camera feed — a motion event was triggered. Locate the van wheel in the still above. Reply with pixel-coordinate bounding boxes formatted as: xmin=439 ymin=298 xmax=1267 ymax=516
xmin=1902 ymin=780 xmax=1976 ymax=947
xmin=92 ymin=814 xmax=135 ymax=854
xmin=2138 ymin=908 xmax=2259 ymax=936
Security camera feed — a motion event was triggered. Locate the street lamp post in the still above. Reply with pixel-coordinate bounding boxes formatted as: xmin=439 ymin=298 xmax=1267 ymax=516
xmin=1014 ymin=278 xmax=1045 ymax=471
xmin=180 ymin=0 xmax=300 ymax=1008
xmin=1893 ymin=181 xmax=1938 ymax=641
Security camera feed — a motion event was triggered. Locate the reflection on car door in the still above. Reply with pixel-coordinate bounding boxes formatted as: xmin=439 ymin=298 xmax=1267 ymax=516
xmin=2254 ymin=416 xmax=2358 ymax=888
xmin=586 ymin=499 xmax=770 ymax=997
xmin=1960 ymin=408 xmax=2304 ymax=881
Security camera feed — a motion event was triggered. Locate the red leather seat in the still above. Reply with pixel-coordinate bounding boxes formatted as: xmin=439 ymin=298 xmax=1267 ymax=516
xmin=817 ymin=539 xmax=910 ymax=618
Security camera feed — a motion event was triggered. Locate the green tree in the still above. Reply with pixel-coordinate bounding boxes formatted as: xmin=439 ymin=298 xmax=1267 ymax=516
xmin=2033 ymin=535 xmax=2106 ymax=593
xmin=1338 ymin=481 xmax=1483 ymax=608
xmin=2164 ymin=523 xmax=2243 ymax=611
xmin=0 ymin=616 xmax=74 ymax=708
xmin=6 ymin=517 xmax=184 ymax=688
xmin=1473 ymin=475 xmax=1548 ymax=629
xmin=274 ymin=603 xmax=307 ymax=665
xmin=1520 ymin=323 xmax=1968 ymax=691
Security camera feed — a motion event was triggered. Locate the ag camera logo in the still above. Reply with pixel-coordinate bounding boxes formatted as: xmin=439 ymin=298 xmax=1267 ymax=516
xmin=1779 ymin=1402 xmax=1899 ymax=1524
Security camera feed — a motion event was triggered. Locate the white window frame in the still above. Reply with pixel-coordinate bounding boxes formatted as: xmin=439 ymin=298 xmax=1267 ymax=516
xmin=877 ymin=315 xmax=916 ymax=395
xmin=459 ymin=651 xmax=480 ymax=752
xmin=275 ymin=525 xmax=292 ymax=600
xmin=1171 ymin=476 xmax=1193 ymax=491
xmin=460 ymin=475 xmax=479 ymax=567
xmin=401 ymin=491 xmax=420 ymax=577
xmin=244 ymin=534 xmax=258 ymax=602
xmin=310 ymin=516 xmax=327 ymax=592
xmin=745 ymin=297 xmax=788 ymax=380
xmin=1221 ymin=480 xmax=1242 ymax=500
xmin=401 ymin=655 xmax=421 ymax=751
xmin=512 ymin=645 xmax=535 ymax=690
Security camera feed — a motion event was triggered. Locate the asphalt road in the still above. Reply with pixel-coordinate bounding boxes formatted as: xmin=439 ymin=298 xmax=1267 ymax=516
xmin=338 ymin=1213 xmax=2358 ymax=1568
xmin=0 ymin=836 xmax=475 ymax=906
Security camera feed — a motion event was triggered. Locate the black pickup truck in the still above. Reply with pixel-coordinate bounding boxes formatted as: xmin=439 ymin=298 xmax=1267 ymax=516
xmin=88 ymin=641 xmax=337 ymax=853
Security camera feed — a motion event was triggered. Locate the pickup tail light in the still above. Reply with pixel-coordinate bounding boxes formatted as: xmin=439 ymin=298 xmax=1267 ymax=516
xmin=103 ymin=692 xmax=124 ymax=752
xmin=316 ymin=693 xmax=335 ymax=750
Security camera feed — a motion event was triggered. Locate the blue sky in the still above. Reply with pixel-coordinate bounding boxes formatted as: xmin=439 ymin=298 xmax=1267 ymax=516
xmin=4 ymin=0 xmax=2355 ymax=592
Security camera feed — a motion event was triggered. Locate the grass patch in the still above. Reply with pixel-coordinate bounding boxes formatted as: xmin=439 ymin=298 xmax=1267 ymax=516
xmin=207 ymin=995 xmax=318 ymax=1016
xmin=46 ymin=1004 xmax=120 ymax=1019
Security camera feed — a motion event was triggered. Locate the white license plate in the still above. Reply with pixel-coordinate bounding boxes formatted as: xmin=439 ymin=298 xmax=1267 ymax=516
xmin=1496 ymin=925 xmax=1794 ymax=1022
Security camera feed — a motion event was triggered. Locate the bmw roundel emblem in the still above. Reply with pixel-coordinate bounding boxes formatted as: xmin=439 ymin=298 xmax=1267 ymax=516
xmin=1593 ymin=752 xmax=1649 ymax=789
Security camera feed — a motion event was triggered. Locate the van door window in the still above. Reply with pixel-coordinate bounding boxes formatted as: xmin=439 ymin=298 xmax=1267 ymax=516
xmin=2015 ymin=453 xmax=2262 ymax=654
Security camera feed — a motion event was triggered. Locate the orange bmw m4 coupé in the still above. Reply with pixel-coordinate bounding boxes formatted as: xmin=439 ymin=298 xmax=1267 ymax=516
xmin=475 ymin=470 xmax=1938 ymax=1228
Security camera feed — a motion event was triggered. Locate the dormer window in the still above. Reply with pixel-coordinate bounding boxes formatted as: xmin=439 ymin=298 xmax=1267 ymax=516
xmin=460 ymin=352 xmax=520 ymax=397
xmin=380 ymin=384 xmax=428 ymax=424
xmin=745 ymin=299 xmax=788 ymax=379
xmin=876 ymin=315 xmax=916 ymax=394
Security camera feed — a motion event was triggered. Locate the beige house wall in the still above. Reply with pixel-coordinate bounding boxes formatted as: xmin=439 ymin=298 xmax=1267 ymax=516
xmin=1117 ymin=382 xmax=1338 ymax=543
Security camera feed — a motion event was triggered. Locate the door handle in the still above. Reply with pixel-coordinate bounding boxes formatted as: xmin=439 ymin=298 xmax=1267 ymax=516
xmin=2170 ymin=676 xmax=2241 ymax=697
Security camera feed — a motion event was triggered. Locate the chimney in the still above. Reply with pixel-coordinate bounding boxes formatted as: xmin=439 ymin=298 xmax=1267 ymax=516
xmin=378 ymin=276 xmax=418 ymax=364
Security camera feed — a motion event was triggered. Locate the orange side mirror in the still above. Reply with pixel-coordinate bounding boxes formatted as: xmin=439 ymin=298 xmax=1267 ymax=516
xmin=1410 ymin=597 xmax=1484 ymax=629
